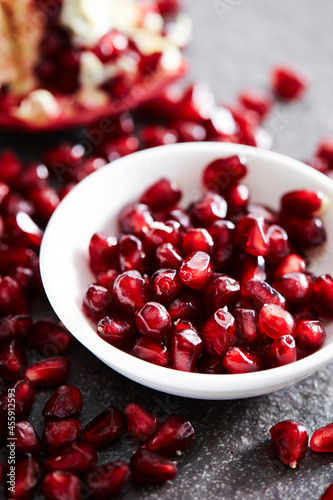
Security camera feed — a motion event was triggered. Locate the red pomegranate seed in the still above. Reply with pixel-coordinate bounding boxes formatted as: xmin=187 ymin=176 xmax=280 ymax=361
xmin=267 ymin=335 xmax=297 ymax=368
xmin=203 ymin=155 xmax=247 ymax=194
xmin=310 ymin=422 xmax=333 ymax=452
xmin=118 ymin=234 xmax=146 ymax=273
xmin=281 ymin=190 xmax=327 ymax=217
xmin=144 ymin=220 xmax=182 ymax=253
xmin=4 ymin=212 xmax=43 ymax=249
xmin=0 ymin=276 xmax=29 ymax=315
xmin=167 ymin=289 xmax=203 ymax=322
xmin=280 ymin=214 xmax=326 ymax=250
xmin=140 ymin=178 xmax=182 ymax=211
xmin=101 ymin=135 xmax=140 ymax=162
xmin=202 ymin=308 xmax=236 ymax=356
xmin=170 ymin=327 xmax=203 ymax=372
xmin=30 ymin=320 xmax=73 ymax=357
xmin=0 ymin=150 xmax=21 ymax=186
xmin=124 ymin=403 xmax=159 ymax=441
xmin=0 ymin=314 xmax=32 ymax=343
xmin=190 ymin=192 xmax=227 ymax=228
xmin=223 ymin=347 xmax=262 ymax=373
xmin=134 ymin=302 xmax=171 ymax=338
xmin=265 ymin=224 xmax=290 ymax=265
xmin=295 ymin=319 xmax=326 ymax=352
xmin=320 ymin=484 xmax=333 ymax=500
xmin=96 ymin=269 xmax=118 ymax=290
xmin=236 ymin=253 xmax=267 ymax=284
xmin=5 ymin=454 xmax=40 ymax=499
xmin=42 ymin=384 xmax=82 ymax=420
xmin=234 ymin=308 xmax=264 ymax=347
xmin=25 ymin=356 xmax=70 ymax=387
xmin=18 ymin=162 xmax=49 ymax=190
xmin=259 ymin=304 xmax=296 ymax=339
xmin=270 ymin=420 xmax=308 ymax=467
xmin=156 ymin=0 xmax=182 ymax=14
xmin=179 ymin=251 xmax=213 ymax=289
xmin=241 ymin=279 xmax=286 ymax=310
xmin=9 ymin=266 xmax=34 ymax=292
xmin=225 ymin=184 xmax=250 ymax=216
xmin=208 ymin=220 xmax=235 ymax=269
xmin=273 ymin=272 xmax=312 ymax=305
xmin=198 ymin=355 xmax=225 ymax=374
xmin=182 ymin=228 xmax=214 ymax=256
xmin=28 ymin=185 xmax=60 ymax=225
xmin=85 ymin=461 xmax=130 ymax=498
xmin=176 ymin=83 xmax=214 ymax=121
xmin=0 ymin=244 xmax=35 ymax=274
xmin=42 ymin=471 xmax=81 ymax=500
xmin=204 ymin=275 xmax=240 ymax=313
xmin=313 ymin=275 xmax=333 ymax=318
xmin=42 ymin=419 xmax=82 ymax=454
xmin=97 ymin=311 xmax=137 ymax=349
xmin=131 ymin=448 xmax=177 ymax=484
xmin=14 ymin=421 xmax=40 ymax=455
xmin=274 ymin=254 xmax=306 ymax=279
xmin=235 ymin=215 xmax=269 ymax=257
xmin=271 ymin=65 xmax=308 ymax=100
xmin=44 ymin=143 xmax=84 ymax=177
xmin=89 ymin=232 xmax=118 ymax=274
xmin=113 ymin=270 xmax=149 ymax=314
xmin=155 ymin=243 xmax=183 ymax=269
xmin=82 ymin=406 xmax=126 ymax=448
xmin=131 ymin=337 xmax=169 ymax=367
xmin=45 ymin=441 xmax=97 ymax=473
xmin=150 ymin=268 xmax=181 ymax=304
xmin=292 ymin=304 xmax=318 ymax=322
xmin=82 ymin=284 xmax=113 ymax=319
xmin=93 ymin=29 xmax=128 ymax=62
xmin=238 ymin=89 xmax=273 ymax=120
xmin=316 ymin=138 xmax=333 ymax=169
xmin=170 ymin=120 xmax=207 ymax=142
xmin=118 ymin=203 xmax=154 ymax=238
xmin=144 ymin=414 xmax=194 ymax=456
xmin=141 ymin=126 xmax=178 ymax=149
xmin=4 ymin=380 xmax=35 ymax=420
xmin=0 ymin=339 xmax=27 ymax=380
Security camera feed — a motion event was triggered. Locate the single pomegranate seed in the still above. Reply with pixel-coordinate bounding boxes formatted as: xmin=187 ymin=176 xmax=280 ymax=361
xmin=156 ymin=0 xmax=182 ymax=14
xmin=44 ymin=143 xmax=84 ymax=176
xmin=238 ymin=89 xmax=273 ymax=120
xmin=85 ymin=461 xmax=130 ymax=498
xmin=28 ymin=185 xmax=60 ymax=224
xmin=271 ymin=65 xmax=308 ymax=100
xmin=9 ymin=266 xmax=34 ymax=292
xmin=190 ymin=192 xmax=227 ymax=227
xmin=93 ymin=29 xmax=128 ymax=62
xmin=14 ymin=421 xmax=40 ymax=455
xmin=25 ymin=356 xmax=70 ymax=387
xmin=96 ymin=269 xmax=118 ymax=290
xmin=42 ymin=419 xmax=82 ymax=454
xmin=265 ymin=224 xmax=290 ymax=265
xmin=281 ymin=190 xmax=327 ymax=217
xmin=273 ymin=272 xmax=312 ymax=305
xmin=0 ymin=314 xmax=32 ymax=343
xmin=0 ymin=339 xmax=27 ymax=380
xmin=204 ymin=275 xmax=240 ymax=313
xmin=223 ymin=347 xmax=262 ymax=373
xmin=118 ymin=234 xmax=146 ymax=273
xmin=42 ymin=384 xmax=82 ymax=420
xmin=259 ymin=304 xmax=296 ymax=339
xmin=124 ymin=403 xmax=159 ymax=441
xmin=235 ymin=215 xmax=269 ymax=257
xmin=141 ymin=126 xmax=178 ymax=149
xmin=140 ymin=178 xmax=182 ymax=212
xmin=45 ymin=441 xmax=97 ymax=473
xmin=82 ymin=406 xmax=126 ymax=448
xmin=167 ymin=289 xmax=203 ymax=322
xmin=225 ymin=184 xmax=250 ymax=216
xmin=118 ymin=203 xmax=154 ymax=238
xmin=295 ymin=319 xmax=326 ymax=352
xmin=0 ymin=244 xmax=35 ymax=274
xmin=234 ymin=308 xmax=264 ymax=347
xmin=166 ymin=208 xmax=191 ymax=230
xmin=42 ymin=471 xmax=81 ymax=500
xmin=0 ymin=276 xmax=29 ymax=315
xmin=176 ymin=83 xmax=215 ymax=121
xmin=203 ymin=155 xmax=247 ymax=194
xmin=89 ymin=232 xmax=118 ymax=274
xmin=5 ymin=454 xmax=40 ymax=499
xmin=198 ymin=355 xmax=225 ymax=374
xmin=4 ymin=211 xmax=43 ymax=249
xmin=310 ymin=422 xmax=333 ymax=452
xmin=97 ymin=311 xmax=137 ymax=349
xmin=316 ymin=138 xmax=333 ymax=169
xmin=18 ymin=162 xmax=49 ymax=190
xmin=208 ymin=220 xmax=235 ymax=269
xmin=134 ymin=302 xmax=171 ymax=338
xmin=170 ymin=119 xmax=207 ymax=142
xmin=101 ymin=135 xmax=140 ymax=162
xmin=144 ymin=414 xmax=194 ymax=456
xmin=281 ymin=214 xmax=326 ymax=250
xmin=0 ymin=150 xmax=21 ymax=186
xmin=170 ymin=327 xmax=203 ymax=372
xmin=4 ymin=380 xmax=35 ymax=420
xmin=235 ymin=253 xmax=267 ymax=284
xmin=267 ymin=335 xmax=297 ymax=368
xmin=131 ymin=337 xmax=169 ymax=366
xmin=113 ymin=270 xmax=149 ymax=314
xmin=182 ymin=228 xmax=214 ymax=256
xmin=155 ymin=243 xmax=183 ymax=269
xmin=82 ymin=283 xmax=113 ymax=319
xmin=270 ymin=420 xmax=308 ymax=467
xmin=274 ymin=254 xmax=306 ymax=279
xmin=241 ymin=279 xmax=286 ymax=310
xmin=313 ymin=275 xmax=333 ymax=318
xmin=179 ymin=251 xmax=213 ymax=290
xmin=320 ymin=484 xmax=333 ymax=500
xmin=202 ymin=308 xmax=237 ymax=356
xmin=150 ymin=268 xmax=181 ymax=304
xmin=144 ymin=220 xmax=182 ymax=253
xmin=131 ymin=448 xmax=177 ymax=484
xmin=29 ymin=320 xmax=73 ymax=356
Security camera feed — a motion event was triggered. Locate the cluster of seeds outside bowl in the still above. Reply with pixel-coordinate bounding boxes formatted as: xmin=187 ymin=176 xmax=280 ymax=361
xmin=40 ymin=142 xmax=333 ymax=400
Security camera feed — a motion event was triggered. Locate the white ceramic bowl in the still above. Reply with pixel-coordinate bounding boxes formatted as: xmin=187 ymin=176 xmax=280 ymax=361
xmin=40 ymin=142 xmax=333 ymax=400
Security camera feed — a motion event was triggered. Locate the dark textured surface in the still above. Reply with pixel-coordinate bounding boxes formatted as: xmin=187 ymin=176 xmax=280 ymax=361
xmin=2 ymin=1 xmax=333 ymax=499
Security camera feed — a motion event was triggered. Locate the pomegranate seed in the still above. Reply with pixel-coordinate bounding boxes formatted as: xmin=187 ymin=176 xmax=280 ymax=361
xmin=96 ymin=269 xmax=118 ymax=290
xmin=267 ymin=335 xmax=297 ymax=368
xmin=204 ymin=275 xmax=240 ymax=313
xmin=89 ymin=232 xmax=118 ymax=274
xmin=42 ymin=384 xmax=82 ymax=420
xmin=310 ymin=422 xmax=333 ymax=452
xmin=270 ymin=420 xmax=308 ymax=467
xmin=271 ymin=65 xmax=308 ymax=100
xmin=165 ymin=208 xmax=191 ymax=230
xmin=131 ymin=337 xmax=169 ymax=366
xmin=3 ymin=380 xmax=35 ymax=420
xmin=273 ymin=272 xmax=312 ymax=305
xmin=235 ymin=253 xmax=266 ymax=284
xmin=225 ymin=184 xmax=250 ymax=216
xmin=72 ymin=157 xmax=107 ymax=183
xmin=144 ymin=220 xmax=182 ymax=253
xmin=118 ymin=234 xmax=146 ymax=273
xmin=281 ymin=190 xmax=327 ymax=217
xmin=141 ymin=125 xmax=178 ymax=148
xmin=316 ymin=138 xmax=333 ymax=169
xmin=235 ymin=215 xmax=269 ymax=257
xmin=234 ymin=308 xmax=264 ymax=347
xmin=134 ymin=302 xmax=171 ymax=338
xmin=292 ymin=304 xmax=318 ymax=322
xmin=198 ymin=355 xmax=225 ymax=374
xmin=113 ymin=270 xmax=149 ymax=314
xmin=42 ymin=419 xmax=82 ymax=454
xmin=44 ymin=143 xmax=84 ymax=176
xmin=203 ymin=155 xmax=247 ymax=194
xmin=170 ymin=327 xmax=203 ymax=372
xmin=265 ymin=224 xmax=290 ymax=265
xmin=4 ymin=212 xmax=43 ymax=249
xmin=0 ymin=276 xmax=29 ymax=315
xmin=313 ymin=275 xmax=333 ymax=318
xmin=295 ymin=319 xmax=326 ymax=352
xmin=182 ymin=228 xmax=214 ymax=256
xmin=167 ymin=289 xmax=203 ymax=322
xmin=25 ymin=356 xmax=70 ymax=387
xmin=0 ymin=314 xmax=32 ymax=343
xmin=9 ymin=267 xmax=34 ymax=292
xmin=101 ymin=135 xmax=140 ymax=162
xmin=190 ymin=192 xmax=227 ymax=227
xmin=241 ymin=279 xmax=286 ymax=310
xmin=97 ymin=311 xmax=137 ymax=349
xmin=274 ymin=254 xmax=306 ymax=279
xmin=208 ymin=220 xmax=235 ymax=269
xmin=28 ymin=185 xmax=60 ymax=224
xmin=124 ymin=403 xmax=159 ymax=441
xmin=136 ymin=85 xmax=182 ymax=119
xmin=82 ymin=406 xmax=126 ymax=448
xmin=118 ymin=203 xmax=154 ymax=237
xmin=42 ymin=471 xmax=81 ymax=500
xmin=155 ymin=243 xmax=183 ymax=269
xmin=93 ymin=29 xmax=128 ymax=62
xmin=5 ymin=454 xmax=40 ymax=499
xmin=0 ymin=150 xmax=21 ymax=186
xmin=14 ymin=421 xmax=40 ymax=455
xmin=320 ymin=484 xmax=333 ymax=500
xmin=170 ymin=120 xmax=207 ymax=142
xmin=176 ymin=83 xmax=214 ymax=121
xmin=179 ymin=251 xmax=213 ymax=289
xmin=82 ymin=284 xmax=113 ymax=319
xmin=248 ymin=203 xmax=278 ymax=224
xmin=29 ymin=319 xmax=73 ymax=357
xmin=45 ymin=441 xmax=97 ymax=473
xmin=223 ymin=347 xmax=262 ymax=373
xmin=0 ymin=244 xmax=35 ymax=274
xmin=140 ymin=178 xmax=182 ymax=211
xmin=281 ymin=214 xmax=326 ymax=250
xmin=238 ymin=89 xmax=273 ymax=120
xmin=150 ymin=268 xmax=181 ymax=304
xmin=0 ymin=339 xmax=27 ymax=380
xmin=203 ymin=106 xmax=239 ymax=141
xmin=18 ymin=162 xmax=49 ymax=190
xmin=85 ymin=461 xmax=130 ymax=498
xmin=156 ymin=0 xmax=182 ymax=15
xmin=131 ymin=448 xmax=177 ymax=484
xmin=144 ymin=414 xmax=194 ymax=455
xmin=259 ymin=304 xmax=296 ymax=339
xmin=202 ymin=308 xmax=236 ymax=356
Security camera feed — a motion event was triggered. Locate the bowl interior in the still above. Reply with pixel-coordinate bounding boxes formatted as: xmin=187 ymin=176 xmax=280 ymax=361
xmin=40 ymin=142 xmax=333 ymax=399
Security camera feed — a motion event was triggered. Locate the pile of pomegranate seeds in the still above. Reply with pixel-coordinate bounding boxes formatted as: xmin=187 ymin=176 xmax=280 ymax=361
xmin=83 ymin=156 xmax=332 ymax=374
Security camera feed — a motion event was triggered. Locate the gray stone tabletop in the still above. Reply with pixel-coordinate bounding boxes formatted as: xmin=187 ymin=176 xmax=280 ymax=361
xmin=2 ymin=1 xmax=333 ymax=499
